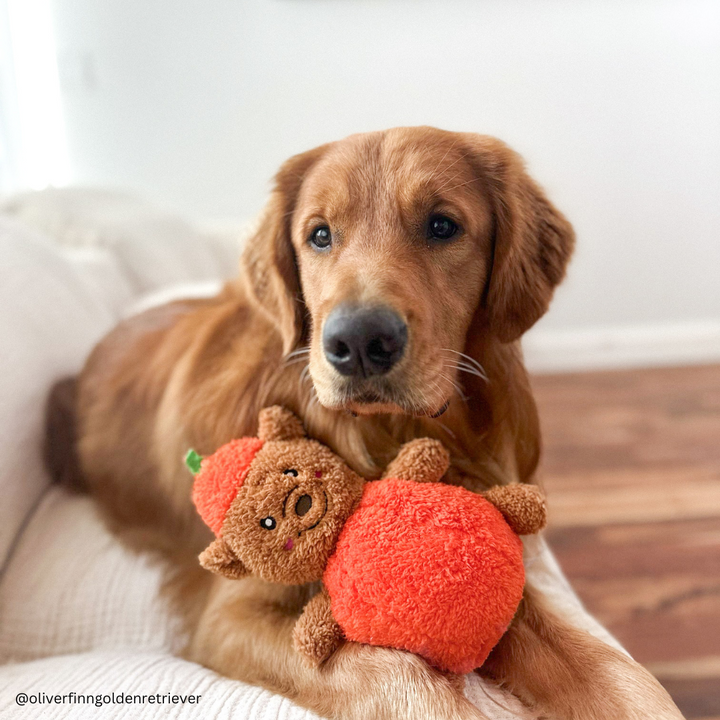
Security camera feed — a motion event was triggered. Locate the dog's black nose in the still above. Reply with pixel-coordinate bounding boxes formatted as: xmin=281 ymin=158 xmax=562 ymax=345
xmin=323 ymin=305 xmax=407 ymax=378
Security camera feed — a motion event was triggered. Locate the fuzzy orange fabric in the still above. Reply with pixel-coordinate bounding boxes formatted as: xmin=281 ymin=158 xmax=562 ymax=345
xmin=190 ymin=408 xmax=538 ymax=673
xmin=323 ymin=478 xmax=525 ymax=674
xmin=192 ymin=437 xmax=264 ymax=535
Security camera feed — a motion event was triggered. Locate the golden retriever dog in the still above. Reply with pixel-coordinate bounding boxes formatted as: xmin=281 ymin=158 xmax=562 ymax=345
xmin=69 ymin=127 xmax=683 ymax=719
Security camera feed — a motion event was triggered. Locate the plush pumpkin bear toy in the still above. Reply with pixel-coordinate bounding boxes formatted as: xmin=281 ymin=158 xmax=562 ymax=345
xmin=187 ymin=406 xmax=546 ymax=674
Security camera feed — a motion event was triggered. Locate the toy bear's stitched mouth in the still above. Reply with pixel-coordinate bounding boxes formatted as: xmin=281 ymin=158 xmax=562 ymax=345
xmin=282 ymin=485 xmax=299 ymax=517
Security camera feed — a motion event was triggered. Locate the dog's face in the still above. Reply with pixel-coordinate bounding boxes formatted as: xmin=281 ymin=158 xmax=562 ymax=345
xmin=243 ymin=127 xmax=574 ymax=416
xmin=292 ymin=132 xmax=493 ymax=416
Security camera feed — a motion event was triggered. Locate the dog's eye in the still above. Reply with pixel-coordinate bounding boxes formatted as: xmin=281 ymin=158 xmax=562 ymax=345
xmin=427 ymin=215 xmax=459 ymax=242
xmin=260 ymin=516 xmax=277 ymax=530
xmin=309 ymin=226 xmax=332 ymax=250
xmin=283 ymin=469 xmax=298 ymax=477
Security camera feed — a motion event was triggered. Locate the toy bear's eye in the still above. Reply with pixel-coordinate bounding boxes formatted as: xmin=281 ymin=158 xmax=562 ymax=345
xmin=260 ymin=516 xmax=277 ymax=530
xmin=283 ymin=469 xmax=298 ymax=477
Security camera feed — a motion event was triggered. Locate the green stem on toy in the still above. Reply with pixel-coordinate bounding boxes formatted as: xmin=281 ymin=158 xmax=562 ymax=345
xmin=185 ymin=449 xmax=204 ymax=475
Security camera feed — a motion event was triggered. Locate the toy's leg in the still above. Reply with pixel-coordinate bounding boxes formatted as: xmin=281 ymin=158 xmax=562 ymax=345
xmin=188 ymin=576 xmax=492 ymax=720
xmin=478 ymin=588 xmax=684 ymax=720
xmin=293 ymin=586 xmax=344 ymax=666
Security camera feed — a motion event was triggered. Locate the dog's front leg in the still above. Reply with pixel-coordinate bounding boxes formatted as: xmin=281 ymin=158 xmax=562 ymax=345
xmin=478 ymin=588 xmax=685 ymax=720
xmin=188 ymin=576 xmax=492 ymax=720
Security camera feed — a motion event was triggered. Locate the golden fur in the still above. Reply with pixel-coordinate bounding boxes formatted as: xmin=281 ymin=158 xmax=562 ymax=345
xmin=71 ymin=127 xmax=683 ymax=719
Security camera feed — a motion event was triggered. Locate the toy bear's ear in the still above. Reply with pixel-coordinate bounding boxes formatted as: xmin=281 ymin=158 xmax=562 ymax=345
xmin=382 ymin=438 xmax=450 ymax=483
xmin=199 ymin=538 xmax=250 ymax=580
xmin=258 ymin=406 xmax=306 ymax=442
xmin=483 ymin=484 xmax=547 ymax=535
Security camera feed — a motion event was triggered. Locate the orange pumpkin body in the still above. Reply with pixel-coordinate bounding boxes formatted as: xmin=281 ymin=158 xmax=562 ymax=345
xmin=323 ymin=478 xmax=525 ymax=674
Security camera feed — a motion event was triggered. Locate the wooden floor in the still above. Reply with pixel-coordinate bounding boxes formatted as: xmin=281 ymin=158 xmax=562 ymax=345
xmin=533 ymin=364 xmax=720 ymax=720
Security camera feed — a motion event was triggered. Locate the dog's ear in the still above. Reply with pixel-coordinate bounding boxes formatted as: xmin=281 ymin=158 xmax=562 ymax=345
xmin=464 ymin=135 xmax=575 ymax=343
xmin=258 ymin=406 xmax=306 ymax=442
xmin=199 ymin=538 xmax=249 ymax=579
xmin=241 ymin=144 xmax=331 ymax=355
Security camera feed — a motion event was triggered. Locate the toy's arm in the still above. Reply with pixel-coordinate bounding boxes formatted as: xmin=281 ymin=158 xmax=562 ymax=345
xmin=483 ymin=484 xmax=547 ymax=535
xmin=199 ymin=538 xmax=250 ymax=579
xmin=292 ymin=587 xmax=344 ymax=667
xmin=382 ymin=438 xmax=450 ymax=483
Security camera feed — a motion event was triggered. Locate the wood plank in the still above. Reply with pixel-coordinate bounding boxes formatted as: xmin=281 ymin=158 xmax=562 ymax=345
xmin=531 ymin=365 xmax=720 ymax=719
xmin=653 ymin=678 xmax=720 ymax=720
xmin=547 ymin=518 xmax=720 ymax=664
xmin=545 ymin=466 xmax=720 ymax=527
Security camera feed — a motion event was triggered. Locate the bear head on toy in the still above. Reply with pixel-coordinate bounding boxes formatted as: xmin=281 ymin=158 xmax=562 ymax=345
xmin=190 ymin=406 xmax=367 ymax=585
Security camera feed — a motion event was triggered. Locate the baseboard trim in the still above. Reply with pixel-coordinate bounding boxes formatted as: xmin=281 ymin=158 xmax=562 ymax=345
xmin=523 ymin=320 xmax=720 ymax=374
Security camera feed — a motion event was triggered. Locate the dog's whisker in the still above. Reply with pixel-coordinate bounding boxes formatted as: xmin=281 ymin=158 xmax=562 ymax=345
xmin=445 ymin=349 xmax=486 ymax=372
xmin=432 ymin=168 xmax=465 ymax=197
xmin=436 ymin=421 xmax=457 ymax=441
xmin=441 ymin=349 xmax=489 ymax=381
xmin=302 ymin=377 xmax=320 ymax=418
xmin=454 ymin=364 xmax=488 ymax=381
xmin=426 ymin=379 xmax=445 ymax=411
xmin=431 ymin=150 xmax=471 ymax=195
xmin=447 ymin=376 xmax=468 ymax=399
xmin=283 ymin=357 xmax=312 ymax=369
xmin=308 ymin=388 xmax=319 ymax=410
xmin=437 ymin=176 xmax=484 ymax=195
xmin=441 ymin=360 xmax=487 ymax=385
xmin=433 ymin=146 xmax=468 ymax=187
xmin=282 ymin=348 xmax=312 ymax=370
xmin=429 ymin=139 xmax=458 ymax=177
xmin=436 ymin=371 xmax=468 ymax=403
xmin=283 ymin=348 xmax=310 ymax=363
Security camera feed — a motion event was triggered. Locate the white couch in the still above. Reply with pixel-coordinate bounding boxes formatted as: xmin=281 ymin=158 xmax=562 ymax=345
xmin=0 ymin=190 xmax=621 ymax=719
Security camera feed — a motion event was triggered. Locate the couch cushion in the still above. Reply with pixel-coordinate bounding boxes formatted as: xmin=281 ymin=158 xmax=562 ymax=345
xmin=0 ymin=219 xmax=128 ymax=569
xmin=0 ymin=488 xmax=180 ymax=662
xmin=0 ymin=487 xmax=530 ymax=719
xmin=0 ymin=650 xmax=321 ymax=719
xmin=1 ymin=187 xmax=240 ymax=296
xmin=0 ymin=187 xmax=241 ymax=569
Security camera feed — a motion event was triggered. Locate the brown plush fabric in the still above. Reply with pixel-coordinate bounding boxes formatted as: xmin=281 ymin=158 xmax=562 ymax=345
xmin=257 ymin=405 xmax=306 ymax=442
xmin=199 ymin=537 xmax=249 ymax=579
xmin=215 ymin=433 xmax=365 ymax=585
xmin=292 ymin=588 xmax=344 ymax=667
xmin=381 ymin=438 xmax=450 ymax=483
xmin=482 ymin=484 xmax=547 ymax=535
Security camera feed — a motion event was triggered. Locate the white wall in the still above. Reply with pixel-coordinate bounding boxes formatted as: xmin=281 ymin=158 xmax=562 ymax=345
xmin=48 ymin=0 xmax=720 ymax=369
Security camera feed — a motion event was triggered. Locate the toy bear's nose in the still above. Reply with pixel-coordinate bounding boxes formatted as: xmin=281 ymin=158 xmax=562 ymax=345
xmin=295 ymin=494 xmax=312 ymax=517
xmin=285 ymin=483 xmax=328 ymax=531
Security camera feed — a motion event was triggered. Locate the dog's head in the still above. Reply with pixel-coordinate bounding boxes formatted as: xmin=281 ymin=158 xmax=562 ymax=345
xmin=242 ymin=127 xmax=574 ymax=416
